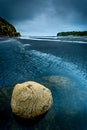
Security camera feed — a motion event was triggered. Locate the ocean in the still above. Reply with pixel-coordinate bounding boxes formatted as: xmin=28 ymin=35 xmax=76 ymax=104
xmin=0 ymin=36 xmax=87 ymax=130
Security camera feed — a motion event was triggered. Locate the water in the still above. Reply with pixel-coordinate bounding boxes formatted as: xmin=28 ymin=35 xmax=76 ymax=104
xmin=0 ymin=36 xmax=87 ymax=130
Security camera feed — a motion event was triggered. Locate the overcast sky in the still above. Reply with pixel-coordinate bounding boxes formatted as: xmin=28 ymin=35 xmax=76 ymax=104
xmin=0 ymin=0 xmax=87 ymax=36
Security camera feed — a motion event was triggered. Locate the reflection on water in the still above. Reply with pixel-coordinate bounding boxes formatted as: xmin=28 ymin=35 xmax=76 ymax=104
xmin=0 ymin=36 xmax=87 ymax=130
xmin=41 ymin=75 xmax=75 ymax=88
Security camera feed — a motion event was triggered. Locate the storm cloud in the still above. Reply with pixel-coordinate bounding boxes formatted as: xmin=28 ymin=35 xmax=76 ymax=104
xmin=0 ymin=0 xmax=87 ymax=35
xmin=0 ymin=0 xmax=49 ymax=21
xmin=52 ymin=0 xmax=87 ymax=24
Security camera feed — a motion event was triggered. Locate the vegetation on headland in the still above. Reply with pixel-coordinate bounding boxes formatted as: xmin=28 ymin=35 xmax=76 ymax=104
xmin=57 ymin=31 xmax=87 ymax=36
xmin=0 ymin=17 xmax=20 ymax=37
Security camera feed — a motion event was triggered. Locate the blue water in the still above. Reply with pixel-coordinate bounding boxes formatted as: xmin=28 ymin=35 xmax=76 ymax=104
xmin=0 ymin=36 xmax=87 ymax=130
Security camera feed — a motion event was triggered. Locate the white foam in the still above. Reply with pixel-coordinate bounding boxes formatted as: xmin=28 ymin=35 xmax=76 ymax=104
xmin=22 ymin=44 xmax=31 ymax=47
xmin=0 ymin=38 xmax=15 ymax=43
xmin=20 ymin=36 xmax=30 ymax=39
xmin=62 ymin=40 xmax=87 ymax=44
xmin=20 ymin=36 xmax=87 ymax=44
xmin=27 ymin=37 xmax=61 ymax=42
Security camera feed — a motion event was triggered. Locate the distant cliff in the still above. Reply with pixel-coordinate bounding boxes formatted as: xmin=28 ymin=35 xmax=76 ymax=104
xmin=0 ymin=17 xmax=20 ymax=37
xmin=57 ymin=31 xmax=87 ymax=36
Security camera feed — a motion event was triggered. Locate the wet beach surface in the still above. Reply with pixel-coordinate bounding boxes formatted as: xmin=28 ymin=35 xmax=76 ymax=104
xmin=0 ymin=36 xmax=87 ymax=130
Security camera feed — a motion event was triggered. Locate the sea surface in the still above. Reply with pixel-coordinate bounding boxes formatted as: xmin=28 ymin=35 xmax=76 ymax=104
xmin=0 ymin=36 xmax=87 ymax=130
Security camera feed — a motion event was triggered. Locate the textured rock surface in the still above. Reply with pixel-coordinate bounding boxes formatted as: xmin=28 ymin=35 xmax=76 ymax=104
xmin=11 ymin=81 xmax=53 ymax=119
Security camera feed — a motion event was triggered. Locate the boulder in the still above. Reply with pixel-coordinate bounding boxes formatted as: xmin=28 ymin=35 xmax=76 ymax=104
xmin=11 ymin=81 xmax=53 ymax=119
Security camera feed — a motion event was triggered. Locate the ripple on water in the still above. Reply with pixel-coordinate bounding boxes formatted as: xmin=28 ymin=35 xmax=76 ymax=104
xmin=29 ymin=50 xmax=87 ymax=87
xmin=0 ymin=38 xmax=87 ymax=130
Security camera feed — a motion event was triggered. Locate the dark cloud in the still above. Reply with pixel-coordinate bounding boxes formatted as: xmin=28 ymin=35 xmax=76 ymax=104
xmin=0 ymin=0 xmax=49 ymax=21
xmin=1 ymin=0 xmax=87 ymax=23
xmin=52 ymin=0 xmax=87 ymax=24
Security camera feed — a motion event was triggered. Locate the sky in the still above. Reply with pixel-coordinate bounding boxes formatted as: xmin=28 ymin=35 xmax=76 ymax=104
xmin=0 ymin=0 xmax=87 ymax=36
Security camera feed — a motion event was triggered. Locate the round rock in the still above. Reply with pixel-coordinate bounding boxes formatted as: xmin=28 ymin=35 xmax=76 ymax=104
xmin=11 ymin=81 xmax=53 ymax=119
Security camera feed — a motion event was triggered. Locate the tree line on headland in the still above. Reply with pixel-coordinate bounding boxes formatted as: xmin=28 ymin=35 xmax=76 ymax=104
xmin=57 ymin=31 xmax=87 ymax=36
xmin=0 ymin=17 xmax=20 ymax=37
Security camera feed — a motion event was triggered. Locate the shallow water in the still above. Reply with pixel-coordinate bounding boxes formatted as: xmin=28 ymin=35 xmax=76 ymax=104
xmin=0 ymin=36 xmax=87 ymax=130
